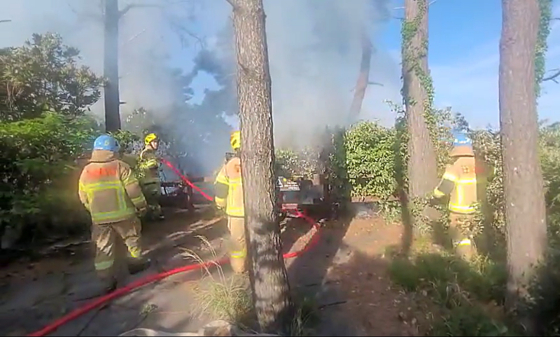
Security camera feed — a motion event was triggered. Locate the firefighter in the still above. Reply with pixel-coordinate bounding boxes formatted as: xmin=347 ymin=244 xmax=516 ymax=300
xmin=214 ymin=130 xmax=246 ymax=274
xmin=432 ymin=131 xmax=478 ymax=259
xmin=78 ymin=134 xmax=151 ymax=294
xmin=138 ymin=133 xmax=164 ymax=221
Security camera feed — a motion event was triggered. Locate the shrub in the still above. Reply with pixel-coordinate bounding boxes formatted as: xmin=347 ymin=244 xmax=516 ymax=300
xmin=344 ymin=121 xmax=397 ymax=199
xmin=0 ymin=112 xmax=98 ymax=245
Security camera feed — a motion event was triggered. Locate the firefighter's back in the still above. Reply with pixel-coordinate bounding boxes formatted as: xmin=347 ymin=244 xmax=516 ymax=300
xmin=79 ymin=156 xmax=136 ymax=225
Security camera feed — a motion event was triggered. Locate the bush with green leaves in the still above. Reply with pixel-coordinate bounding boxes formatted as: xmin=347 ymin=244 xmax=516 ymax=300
xmin=0 ymin=112 xmax=98 ymax=243
xmin=344 ymin=121 xmax=398 ymax=199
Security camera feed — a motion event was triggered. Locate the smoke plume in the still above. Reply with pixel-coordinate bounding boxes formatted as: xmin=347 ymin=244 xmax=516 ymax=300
xmin=263 ymin=0 xmax=398 ymax=149
xmin=0 ymin=0 xmax=401 ymax=174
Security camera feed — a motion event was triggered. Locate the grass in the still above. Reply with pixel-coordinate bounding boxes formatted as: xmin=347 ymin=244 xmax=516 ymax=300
xmin=182 ymin=235 xmax=319 ymax=336
xmin=387 ymin=243 xmax=512 ymax=336
xmin=181 ymin=236 xmax=254 ymax=327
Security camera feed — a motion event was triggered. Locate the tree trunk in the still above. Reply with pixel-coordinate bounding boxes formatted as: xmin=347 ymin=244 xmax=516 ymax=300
xmin=499 ymin=0 xmax=547 ymax=320
xmin=103 ymin=0 xmax=121 ymax=132
xmin=348 ymin=29 xmax=372 ymax=122
xmin=402 ymin=0 xmax=438 ymax=200
xmin=229 ymin=0 xmax=294 ymax=334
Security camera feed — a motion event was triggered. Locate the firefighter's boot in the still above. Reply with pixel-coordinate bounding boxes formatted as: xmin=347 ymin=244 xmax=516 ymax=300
xmin=127 ymin=256 xmax=152 ymax=275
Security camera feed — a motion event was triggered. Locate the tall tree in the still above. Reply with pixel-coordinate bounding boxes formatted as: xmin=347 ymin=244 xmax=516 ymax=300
xmin=499 ymin=0 xmax=547 ymax=320
xmin=402 ymin=0 xmax=437 ymax=198
xmin=228 ymin=0 xmax=294 ymax=333
xmin=401 ymin=0 xmax=438 ymax=203
xmin=103 ymin=0 xmax=121 ymax=132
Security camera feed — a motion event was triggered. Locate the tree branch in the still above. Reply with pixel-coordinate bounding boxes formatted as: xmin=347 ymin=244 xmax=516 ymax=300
xmin=542 ymin=69 xmax=560 ymax=83
xmin=0 ymin=19 xmax=11 ymax=23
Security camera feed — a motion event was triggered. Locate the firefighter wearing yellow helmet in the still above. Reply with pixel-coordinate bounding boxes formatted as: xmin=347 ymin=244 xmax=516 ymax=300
xmin=214 ymin=131 xmax=246 ymax=273
xmin=138 ymin=133 xmax=164 ymax=221
xmin=431 ymin=131 xmax=480 ymax=260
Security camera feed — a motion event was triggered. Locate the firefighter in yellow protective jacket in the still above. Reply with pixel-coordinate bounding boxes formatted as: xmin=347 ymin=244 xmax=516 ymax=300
xmin=432 ymin=131 xmax=478 ymax=259
xmin=138 ymin=133 xmax=164 ymax=221
xmin=214 ymin=131 xmax=246 ymax=274
xmin=79 ymin=135 xmax=151 ymax=294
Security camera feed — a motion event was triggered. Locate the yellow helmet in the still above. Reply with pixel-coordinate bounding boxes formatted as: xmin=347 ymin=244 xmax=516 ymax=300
xmin=145 ymin=133 xmax=158 ymax=145
xmin=230 ymin=131 xmax=241 ymax=150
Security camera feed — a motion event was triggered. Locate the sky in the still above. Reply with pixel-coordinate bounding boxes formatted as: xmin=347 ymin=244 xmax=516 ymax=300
xmin=0 ymin=0 xmax=559 ymax=132
xmin=170 ymin=0 xmax=560 ymax=130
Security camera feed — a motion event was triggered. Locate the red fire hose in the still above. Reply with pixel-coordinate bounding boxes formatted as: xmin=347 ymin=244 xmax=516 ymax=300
xmin=160 ymin=159 xmax=214 ymax=202
xmin=28 ymin=160 xmax=321 ymax=337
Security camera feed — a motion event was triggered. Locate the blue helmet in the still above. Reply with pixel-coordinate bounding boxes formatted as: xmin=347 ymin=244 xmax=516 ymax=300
xmin=452 ymin=130 xmax=472 ymax=148
xmin=450 ymin=130 xmax=474 ymax=157
xmin=93 ymin=134 xmax=120 ymax=152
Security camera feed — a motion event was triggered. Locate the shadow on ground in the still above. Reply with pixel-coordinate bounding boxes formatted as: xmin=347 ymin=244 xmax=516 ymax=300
xmin=286 ymin=213 xmax=352 ymax=335
xmin=0 ymin=206 xmax=228 ymax=336
xmin=284 ymin=202 xmax=429 ymax=336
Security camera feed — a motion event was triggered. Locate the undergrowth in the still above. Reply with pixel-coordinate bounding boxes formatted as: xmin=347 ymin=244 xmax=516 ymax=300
xmin=183 ymin=236 xmax=319 ymax=336
xmin=388 ymin=247 xmax=512 ymax=336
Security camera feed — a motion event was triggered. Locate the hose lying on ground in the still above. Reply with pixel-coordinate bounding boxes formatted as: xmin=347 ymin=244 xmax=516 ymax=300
xmin=27 ymin=161 xmax=321 ymax=337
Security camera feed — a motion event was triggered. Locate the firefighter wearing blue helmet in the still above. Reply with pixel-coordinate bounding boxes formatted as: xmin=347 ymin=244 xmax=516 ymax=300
xmin=432 ymin=130 xmax=479 ymax=259
xmin=78 ymin=134 xmax=151 ymax=297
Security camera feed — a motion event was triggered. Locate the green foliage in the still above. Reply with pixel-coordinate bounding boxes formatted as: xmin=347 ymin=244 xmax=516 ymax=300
xmin=275 ymin=148 xmax=323 ymax=180
xmin=111 ymin=129 xmax=141 ymax=153
xmin=389 ymin=253 xmax=511 ymax=336
xmin=274 ymin=107 xmax=455 ymax=205
xmin=274 ymin=127 xmax=351 ymax=205
xmin=0 ymin=33 xmax=103 ymax=122
xmin=0 ymin=112 xmax=98 ymax=240
xmin=345 ymin=121 xmax=397 ymax=199
xmin=536 ymin=0 xmax=552 ymax=97
xmin=0 ymin=33 xmax=106 ymax=248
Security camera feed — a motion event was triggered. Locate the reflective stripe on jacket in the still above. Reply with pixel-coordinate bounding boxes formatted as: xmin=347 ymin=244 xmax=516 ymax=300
xmin=138 ymin=147 xmax=160 ymax=185
xmin=214 ymin=156 xmax=244 ymax=217
xmin=434 ymin=156 xmax=478 ymax=214
xmin=79 ymin=150 xmax=147 ymax=224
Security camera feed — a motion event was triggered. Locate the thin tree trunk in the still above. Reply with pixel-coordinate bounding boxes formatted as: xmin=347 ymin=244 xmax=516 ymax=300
xmin=104 ymin=0 xmax=121 ymax=132
xmin=348 ymin=29 xmax=372 ymax=122
xmin=499 ymin=0 xmax=547 ymax=323
xmin=229 ymin=0 xmax=294 ymax=334
xmin=402 ymin=0 xmax=438 ymax=200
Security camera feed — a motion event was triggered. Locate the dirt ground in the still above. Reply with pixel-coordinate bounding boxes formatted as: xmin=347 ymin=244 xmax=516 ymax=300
xmin=0 ymin=204 xmax=421 ymax=336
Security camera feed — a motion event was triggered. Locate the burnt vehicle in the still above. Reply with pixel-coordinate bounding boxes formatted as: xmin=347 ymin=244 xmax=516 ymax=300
xmin=277 ymin=174 xmax=331 ymax=217
xmin=158 ymin=167 xmax=214 ymax=212
xmin=224 ymin=151 xmax=335 ymax=217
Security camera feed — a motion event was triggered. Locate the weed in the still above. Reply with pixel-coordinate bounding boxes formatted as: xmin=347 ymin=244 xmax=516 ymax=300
xmin=182 ymin=236 xmax=254 ymax=327
xmin=183 ymin=236 xmax=320 ymax=336
xmin=388 ymin=243 xmax=510 ymax=336
xmin=289 ymin=294 xmax=320 ymax=336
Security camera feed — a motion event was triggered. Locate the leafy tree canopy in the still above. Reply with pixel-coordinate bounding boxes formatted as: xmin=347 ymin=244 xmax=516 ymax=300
xmin=0 ymin=33 xmax=104 ymax=122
